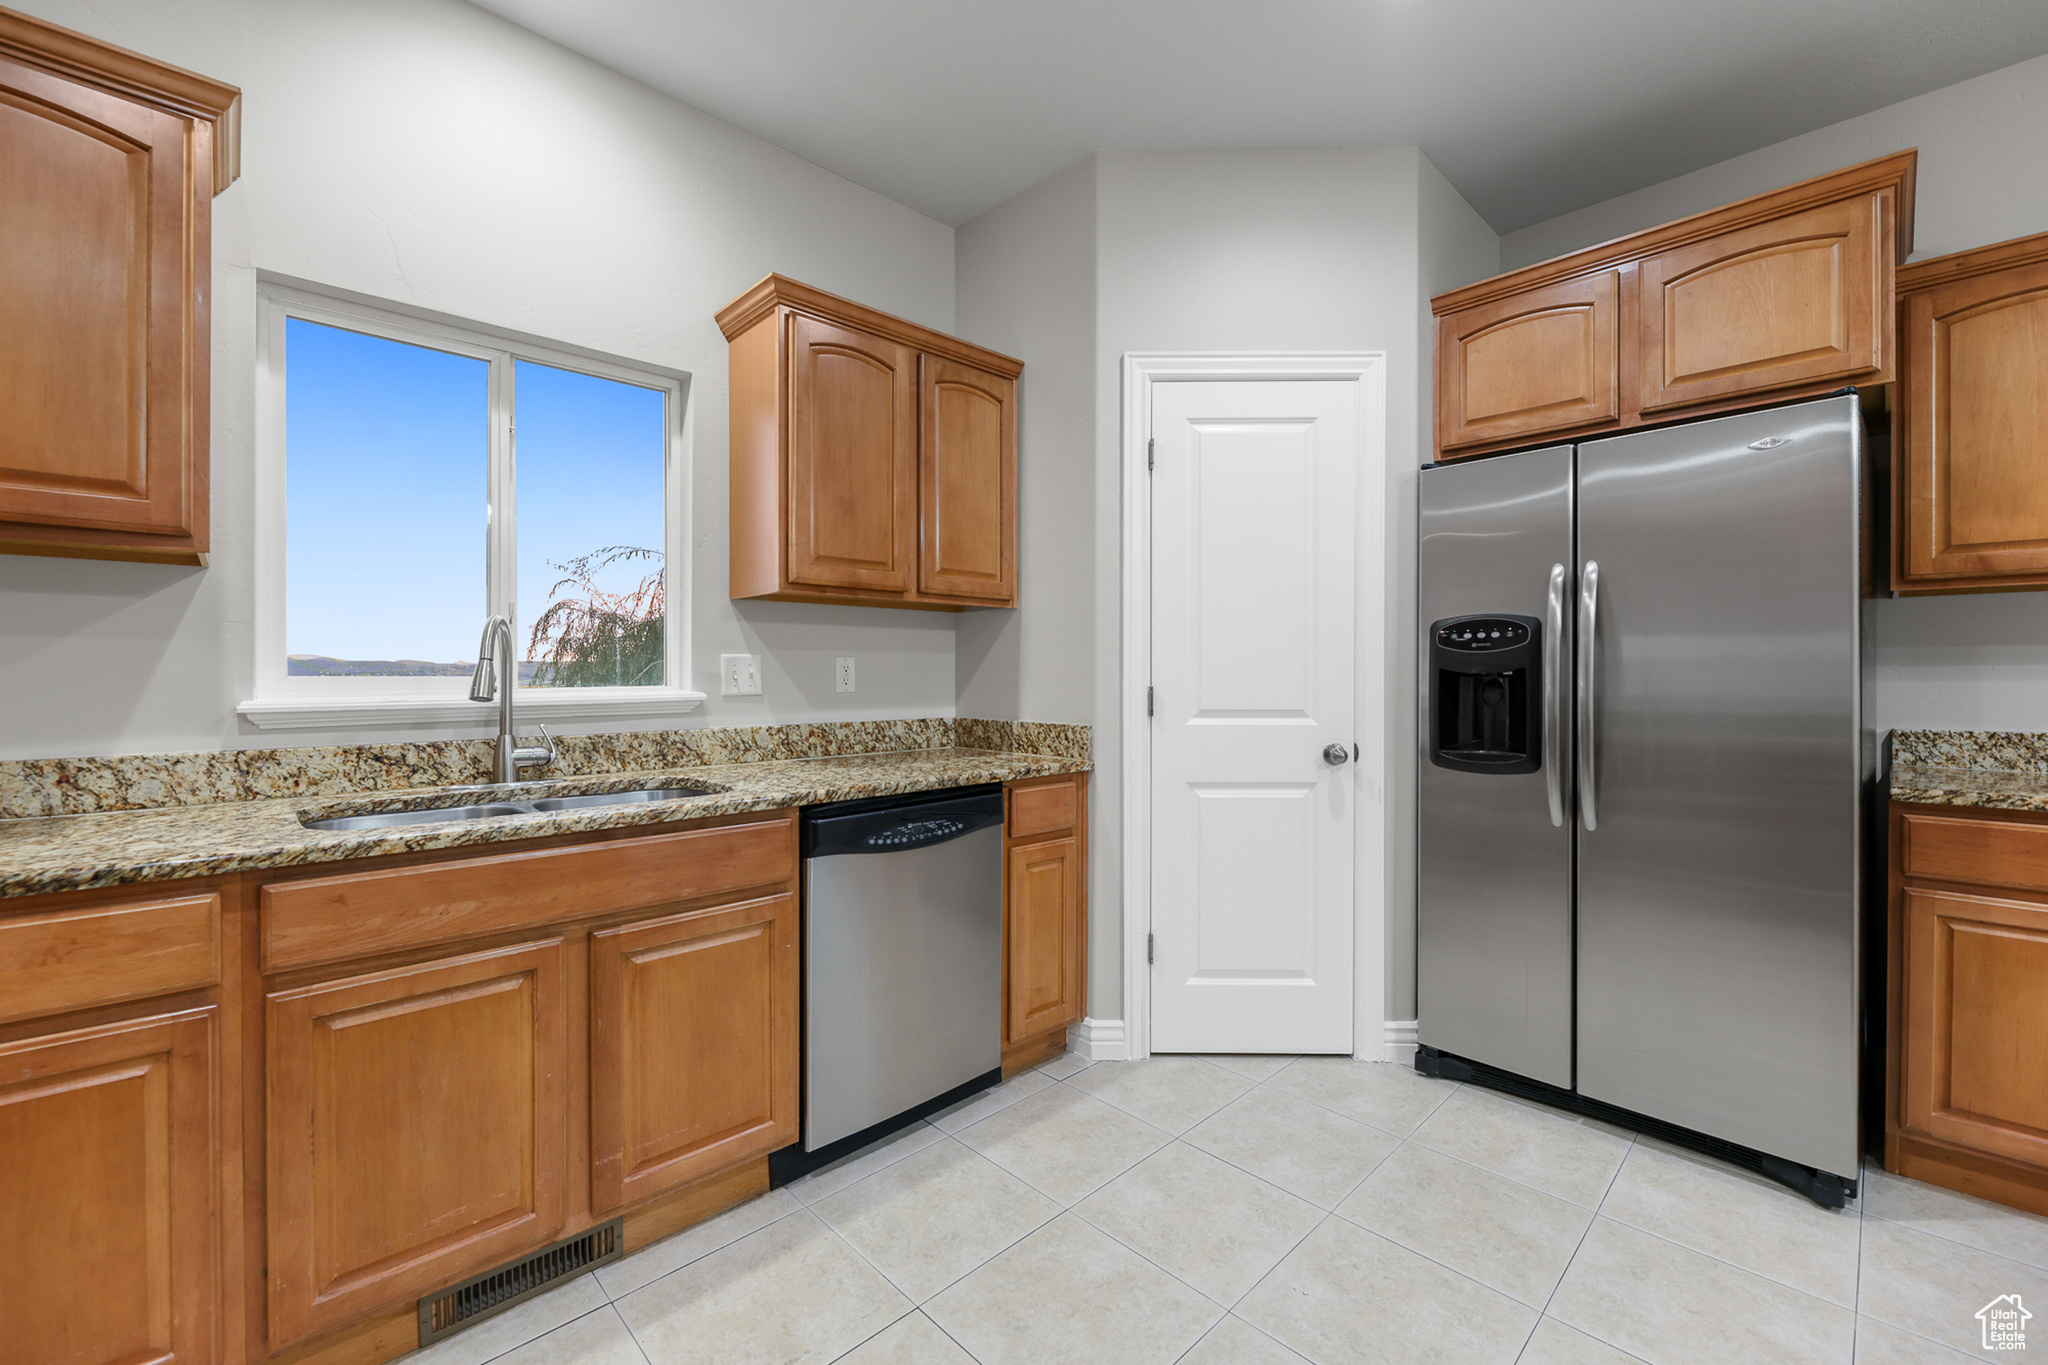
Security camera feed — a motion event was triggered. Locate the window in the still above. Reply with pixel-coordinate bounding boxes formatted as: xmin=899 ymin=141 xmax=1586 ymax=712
xmin=244 ymin=283 xmax=699 ymax=729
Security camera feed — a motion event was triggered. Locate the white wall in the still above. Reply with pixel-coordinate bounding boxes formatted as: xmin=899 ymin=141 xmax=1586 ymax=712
xmin=957 ymin=148 xmax=1498 ymax=1025
xmin=954 ymin=157 xmax=1098 ymax=727
xmin=0 ymin=0 xmax=961 ymax=761
xmin=1499 ymin=50 xmax=2048 ymax=736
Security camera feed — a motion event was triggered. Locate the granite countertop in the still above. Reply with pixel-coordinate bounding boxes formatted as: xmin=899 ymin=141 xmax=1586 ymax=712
xmin=1889 ymin=729 xmax=2048 ymax=814
xmin=0 ymin=747 xmax=1090 ymax=899
xmin=1889 ymin=764 xmax=2048 ymax=813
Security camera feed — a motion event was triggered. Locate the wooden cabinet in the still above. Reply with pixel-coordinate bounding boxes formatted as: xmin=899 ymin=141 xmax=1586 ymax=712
xmin=1892 ymin=231 xmax=2048 ymax=591
xmin=265 ymin=940 xmax=569 ymax=1346
xmin=1432 ymin=151 xmax=1913 ymax=461
xmin=0 ymin=10 xmax=239 ymax=565
xmin=589 ymin=893 xmax=798 ymax=1211
xmin=720 ymin=275 xmax=1021 ymax=609
xmin=1889 ymin=805 xmax=2048 ymax=1215
xmin=0 ymin=1009 xmax=217 ymax=1365
xmin=1001 ymin=775 xmax=1088 ymax=1074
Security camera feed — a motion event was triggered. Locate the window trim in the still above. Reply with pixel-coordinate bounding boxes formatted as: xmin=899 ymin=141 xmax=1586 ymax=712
xmin=242 ymin=279 xmax=704 ymax=731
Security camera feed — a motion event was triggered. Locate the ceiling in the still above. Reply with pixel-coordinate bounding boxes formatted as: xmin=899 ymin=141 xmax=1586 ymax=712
xmin=470 ymin=0 xmax=2048 ymax=231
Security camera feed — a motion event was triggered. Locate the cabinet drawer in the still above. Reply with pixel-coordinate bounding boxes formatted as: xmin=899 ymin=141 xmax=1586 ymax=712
xmin=262 ymin=813 xmax=797 ymax=972
xmin=1009 ymin=780 xmax=1079 ymax=841
xmin=0 ymin=892 xmax=220 ymax=1023
xmin=1900 ymin=813 xmax=2048 ymax=894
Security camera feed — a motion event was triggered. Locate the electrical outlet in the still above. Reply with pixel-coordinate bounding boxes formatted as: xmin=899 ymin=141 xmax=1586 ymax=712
xmin=720 ymin=653 xmax=761 ymax=696
xmin=835 ymin=656 xmax=856 ymax=693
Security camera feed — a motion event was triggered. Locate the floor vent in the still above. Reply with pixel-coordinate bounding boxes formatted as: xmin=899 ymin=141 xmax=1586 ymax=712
xmin=417 ymin=1219 xmax=624 ymax=1347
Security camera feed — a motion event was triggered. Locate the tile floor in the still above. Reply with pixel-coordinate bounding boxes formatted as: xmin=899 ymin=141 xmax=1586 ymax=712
xmin=400 ymin=1053 xmax=2048 ymax=1365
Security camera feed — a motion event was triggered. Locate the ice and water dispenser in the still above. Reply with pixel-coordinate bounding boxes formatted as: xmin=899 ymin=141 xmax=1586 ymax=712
xmin=1427 ymin=615 xmax=1542 ymax=774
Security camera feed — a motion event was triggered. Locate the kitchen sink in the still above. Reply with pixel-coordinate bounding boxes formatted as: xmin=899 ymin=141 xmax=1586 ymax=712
xmin=301 ymin=785 xmax=716 ymax=831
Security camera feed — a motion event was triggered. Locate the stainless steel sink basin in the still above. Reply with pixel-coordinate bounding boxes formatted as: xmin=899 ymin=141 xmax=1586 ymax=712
xmin=301 ymin=785 xmax=715 ymax=831
xmin=525 ymin=788 xmax=709 ymax=812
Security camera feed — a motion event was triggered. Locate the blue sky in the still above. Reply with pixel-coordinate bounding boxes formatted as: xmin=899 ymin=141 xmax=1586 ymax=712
xmin=285 ymin=318 xmax=664 ymax=668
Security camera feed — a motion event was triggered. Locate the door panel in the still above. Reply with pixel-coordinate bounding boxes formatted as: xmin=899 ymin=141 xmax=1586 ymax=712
xmin=1903 ymin=887 xmax=2048 ymax=1168
xmin=0 ymin=1009 xmax=215 ymax=1365
xmin=1006 ymin=836 xmax=1082 ymax=1045
xmin=1900 ymin=260 xmax=2048 ymax=583
xmin=919 ymin=355 xmax=1016 ymax=602
xmin=1417 ymin=446 xmax=1575 ymax=1088
xmin=1150 ymin=380 xmax=1357 ymax=1054
xmin=589 ymin=894 xmax=798 ymax=1211
xmin=266 ymin=940 xmax=568 ymax=1346
xmin=0 ymin=54 xmax=199 ymax=538
xmin=1575 ymin=397 xmax=1862 ymax=1178
xmin=786 ymin=313 xmax=915 ymax=592
xmin=1437 ymin=272 xmax=1619 ymax=452
xmin=1636 ymin=195 xmax=1886 ymax=412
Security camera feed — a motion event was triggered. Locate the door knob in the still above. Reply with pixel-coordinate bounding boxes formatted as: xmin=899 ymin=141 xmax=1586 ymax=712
xmin=1323 ymin=744 xmax=1351 ymax=766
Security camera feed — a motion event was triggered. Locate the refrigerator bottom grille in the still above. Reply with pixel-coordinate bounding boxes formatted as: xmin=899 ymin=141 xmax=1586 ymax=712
xmin=1414 ymin=1046 xmax=1856 ymax=1209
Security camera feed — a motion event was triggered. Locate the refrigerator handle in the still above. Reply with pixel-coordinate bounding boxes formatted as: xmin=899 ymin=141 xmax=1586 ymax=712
xmin=1544 ymin=562 xmax=1566 ymax=827
xmin=1577 ymin=559 xmax=1600 ymax=831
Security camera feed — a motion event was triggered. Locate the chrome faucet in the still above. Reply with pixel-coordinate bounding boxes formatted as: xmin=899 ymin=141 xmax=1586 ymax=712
xmin=468 ymin=614 xmax=555 ymax=784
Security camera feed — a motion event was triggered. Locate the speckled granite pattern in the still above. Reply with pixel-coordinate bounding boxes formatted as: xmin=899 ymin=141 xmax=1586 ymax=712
xmin=0 ymin=718 xmax=1090 ymax=819
xmin=1891 ymin=729 xmax=2048 ymax=773
xmin=1891 ymin=729 xmax=2048 ymax=812
xmin=0 ymin=748 xmax=1092 ymax=899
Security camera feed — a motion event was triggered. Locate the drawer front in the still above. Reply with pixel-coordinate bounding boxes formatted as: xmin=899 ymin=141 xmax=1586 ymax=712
xmin=1900 ymin=812 xmax=2048 ymax=894
xmin=262 ymin=813 xmax=797 ymax=972
xmin=1009 ymin=780 xmax=1079 ymax=841
xmin=0 ymin=892 xmax=220 ymax=1023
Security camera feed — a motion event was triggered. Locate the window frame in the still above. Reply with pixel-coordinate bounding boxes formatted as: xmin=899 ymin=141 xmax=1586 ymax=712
xmin=242 ymin=280 xmax=702 ymax=731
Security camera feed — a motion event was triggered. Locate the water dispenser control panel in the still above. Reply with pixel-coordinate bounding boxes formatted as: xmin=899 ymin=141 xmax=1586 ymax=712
xmin=1427 ymin=612 xmax=1542 ymax=775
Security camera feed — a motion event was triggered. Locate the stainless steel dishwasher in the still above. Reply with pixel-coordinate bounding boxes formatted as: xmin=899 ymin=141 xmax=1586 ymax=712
xmin=770 ymin=784 xmax=1004 ymax=1184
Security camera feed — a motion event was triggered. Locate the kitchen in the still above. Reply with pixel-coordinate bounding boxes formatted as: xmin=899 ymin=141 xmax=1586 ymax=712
xmin=3 ymin=2 xmax=2048 ymax=1363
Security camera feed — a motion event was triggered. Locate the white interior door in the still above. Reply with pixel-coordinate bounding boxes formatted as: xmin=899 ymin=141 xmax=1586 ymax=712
xmin=1149 ymin=379 xmax=1357 ymax=1054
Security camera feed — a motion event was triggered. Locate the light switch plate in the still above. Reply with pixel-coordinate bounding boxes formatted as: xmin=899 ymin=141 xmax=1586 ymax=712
xmin=720 ymin=654 xmax=761 ymax=696
xmin=835 ymin=657 xmax=856 ymax=693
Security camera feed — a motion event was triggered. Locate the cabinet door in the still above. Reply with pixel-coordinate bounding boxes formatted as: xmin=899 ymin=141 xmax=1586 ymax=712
xmin=266 ymin=941 xmax=567 ymax=1347
xmin=1903 ymin=887 xmax=2048 ymax=1168
xmin=786 ymin=312 xmax=916 ymax=593
xmin=1636 ymin=194 xmax=1887 ymax=414
xmin=1438 ymin=272 xmax=1619 ymax=455
xmin=1005 ymin=836 xmax=1083 ymax=1046
xmin=0 ymin=1009 xmax=216 ymax=1365
xmin=1898 ymin=258 xmax=2048 ymax=585
xmin=0 ymin=52 xmax=205 ymax=546
xmin=919 ymin=355 xmax=1017 ymax=603
xmin=589 ymin=894 xmax=798 ymax=1212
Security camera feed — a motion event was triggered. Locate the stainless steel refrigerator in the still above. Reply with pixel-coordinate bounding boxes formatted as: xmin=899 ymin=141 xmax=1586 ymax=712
xmin=1415 ymin=394 xmax=1869 ymax=1206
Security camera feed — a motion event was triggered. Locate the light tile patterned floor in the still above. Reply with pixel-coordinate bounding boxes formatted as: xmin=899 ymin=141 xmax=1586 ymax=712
xmin=398 ymin=1054 xmax=2048 ymax=1365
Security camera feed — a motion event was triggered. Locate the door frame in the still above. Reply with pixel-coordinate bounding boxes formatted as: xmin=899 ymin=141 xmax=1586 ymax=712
xmin=1121 ymin=352 xmax=1389 ymax=1062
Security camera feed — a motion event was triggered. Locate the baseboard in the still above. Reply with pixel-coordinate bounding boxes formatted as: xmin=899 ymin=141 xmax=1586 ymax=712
xmin=1067 ymin=1017 xmax=1129 ymax=1061
xmin=1383 ymin=1019 xmax=1420 ymax=1066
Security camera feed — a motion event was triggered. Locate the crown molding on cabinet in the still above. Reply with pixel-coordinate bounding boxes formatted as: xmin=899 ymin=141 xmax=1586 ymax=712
xmin=715 ymin=273 xmax=1023 ymax=379
xmin=1897 ymin=230 xmax=2048 ymax=293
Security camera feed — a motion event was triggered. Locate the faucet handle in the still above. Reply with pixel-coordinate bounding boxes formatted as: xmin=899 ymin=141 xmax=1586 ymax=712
xmin=536 ymin=723 xmax=556 ymax=765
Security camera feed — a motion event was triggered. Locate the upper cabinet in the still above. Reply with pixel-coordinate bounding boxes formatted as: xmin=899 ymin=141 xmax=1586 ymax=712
xmin=1893 ymin=231 xmax=2048 ymax=593
xmin=720 ymin=275 xmax=1021 ymax=609
xmin=0 ymin=10 xmax=240 ymax=564
xmin=1432 ymin=151 xmax=1915 ymax=461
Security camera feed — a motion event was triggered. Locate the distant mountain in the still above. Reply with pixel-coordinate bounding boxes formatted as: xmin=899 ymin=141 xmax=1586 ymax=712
xmin=287 ymin=655 xmax=547 ymax=682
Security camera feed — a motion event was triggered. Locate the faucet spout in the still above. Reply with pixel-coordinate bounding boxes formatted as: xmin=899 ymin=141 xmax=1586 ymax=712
xmin=469 ymin=614 xmax=554 ymax=783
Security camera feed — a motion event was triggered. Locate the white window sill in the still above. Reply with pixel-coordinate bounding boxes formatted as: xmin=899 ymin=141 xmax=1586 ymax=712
xmin=236 ymin=689 xmax=708 ymax=732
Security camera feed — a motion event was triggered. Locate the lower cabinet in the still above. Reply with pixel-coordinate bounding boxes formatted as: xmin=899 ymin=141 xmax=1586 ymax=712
xmin=1002 ymin=776 xmax=1089 ymax=1070
xmin=265 ymin=940 xmax=569 ymax=1346
xmin=0 ymin=1008 xmax=217 ymax=1365
xmin=589 ymin=893 xmax=798 ymax=1211
xmin=1890 ymin=805 xmax=2048 ymax=1214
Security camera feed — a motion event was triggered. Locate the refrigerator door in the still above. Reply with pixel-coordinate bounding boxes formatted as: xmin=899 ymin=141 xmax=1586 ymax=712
xmin=1575 ymin=396 xmax=1862 ymax=1178
xmin=1418 ymin=445 xmax=1575 ymax=1088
